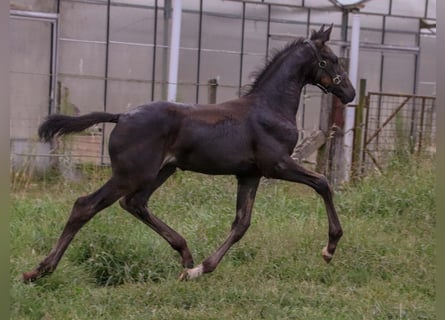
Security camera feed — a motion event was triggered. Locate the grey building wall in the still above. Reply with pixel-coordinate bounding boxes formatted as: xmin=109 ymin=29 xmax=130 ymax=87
xmin=10 ymin=0 xmax=437 ymax=168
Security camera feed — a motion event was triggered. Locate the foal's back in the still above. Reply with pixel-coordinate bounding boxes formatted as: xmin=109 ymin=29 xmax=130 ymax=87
xmin=110 ymin=97 xmax=259 ymax=176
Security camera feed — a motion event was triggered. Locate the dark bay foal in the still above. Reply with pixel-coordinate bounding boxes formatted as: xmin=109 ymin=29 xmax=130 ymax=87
xmin=23 ymin=24 xmax=355 ymax=282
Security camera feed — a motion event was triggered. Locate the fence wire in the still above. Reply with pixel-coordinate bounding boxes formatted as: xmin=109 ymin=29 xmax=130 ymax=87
xmin=362 ymin=92 xmax=436 ymax=173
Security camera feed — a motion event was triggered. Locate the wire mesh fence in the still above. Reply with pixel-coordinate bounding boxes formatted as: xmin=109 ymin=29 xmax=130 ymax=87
xmin=10 ymin=0 xmax=436 ymax=181
xmin=362 ymin=92 xmax=436 ymax=174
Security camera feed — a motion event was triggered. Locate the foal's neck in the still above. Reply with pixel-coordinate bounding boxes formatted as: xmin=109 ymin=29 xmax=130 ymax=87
xmin=251 ymin=46 xmax=312 ymax=118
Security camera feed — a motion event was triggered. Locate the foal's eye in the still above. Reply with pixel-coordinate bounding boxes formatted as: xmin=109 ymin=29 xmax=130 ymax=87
xmin=332 ymin=57 xmax=339 ymax=64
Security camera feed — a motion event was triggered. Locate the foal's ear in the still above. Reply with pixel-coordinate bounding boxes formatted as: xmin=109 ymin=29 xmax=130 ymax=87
xmin=310 ymin=23 xmax=333 ymax=44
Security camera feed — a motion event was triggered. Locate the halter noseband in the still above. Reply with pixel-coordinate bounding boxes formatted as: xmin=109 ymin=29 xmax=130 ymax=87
xmin=303 ymin=39 xmax=345 ymax=94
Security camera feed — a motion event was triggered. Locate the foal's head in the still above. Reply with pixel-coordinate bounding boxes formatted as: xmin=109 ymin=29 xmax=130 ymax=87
xmin=304 ymin=24 xmax=356 ymax=104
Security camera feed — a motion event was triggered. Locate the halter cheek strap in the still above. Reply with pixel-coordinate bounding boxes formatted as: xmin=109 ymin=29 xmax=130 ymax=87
xmin=303 ymin=39 xmax=345 ymax=93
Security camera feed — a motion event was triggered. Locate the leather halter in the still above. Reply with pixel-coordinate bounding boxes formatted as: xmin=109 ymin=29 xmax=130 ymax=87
xmin=303 ymin=39 xmax=345 ymax=94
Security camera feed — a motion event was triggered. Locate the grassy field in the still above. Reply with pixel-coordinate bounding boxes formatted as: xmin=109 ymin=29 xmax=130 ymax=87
xmin=10 ymin=157 xmax=435 ymax=319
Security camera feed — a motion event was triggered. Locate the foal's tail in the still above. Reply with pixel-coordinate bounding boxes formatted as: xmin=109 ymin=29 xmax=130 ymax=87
xmin=38 ymin=112 xmax=120 ymax=142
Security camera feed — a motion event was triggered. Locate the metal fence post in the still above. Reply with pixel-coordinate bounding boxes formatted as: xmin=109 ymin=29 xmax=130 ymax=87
xmin=207 ymin=78 xmax=218 ymax=104
xmin=351 ymin=78 xmax=366 ymax=180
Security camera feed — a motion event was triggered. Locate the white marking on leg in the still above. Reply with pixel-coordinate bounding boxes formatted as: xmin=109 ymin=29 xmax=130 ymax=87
xmin=322 ymin=246 xmax=332 ymax=259
xmin=187 ymin=264 xmax=203 ymax=279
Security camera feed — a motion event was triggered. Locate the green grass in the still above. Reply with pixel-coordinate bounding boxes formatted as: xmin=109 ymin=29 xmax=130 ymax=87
xmin=10 ymin=157 xmax=435 ymax=319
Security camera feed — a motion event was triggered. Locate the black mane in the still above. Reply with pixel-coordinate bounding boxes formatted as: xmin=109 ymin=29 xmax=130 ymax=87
xmin=241 ymin=38 xmax=305 ymax=96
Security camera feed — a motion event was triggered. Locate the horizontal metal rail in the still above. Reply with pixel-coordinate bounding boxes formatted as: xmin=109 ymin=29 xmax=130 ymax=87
xmin=223 ymin=0 xmax=436 ymax=20
xmin=64 ymin=0 xmax=436 ymax=21
xmin=10 ymin=10 xmax=58 ymax=21
xmin=12 ymin=152 xmax=103 ymax=159
xmin=59 ymin=37 xmax=265 ymax=57
xmin=270 ymin=34 xmax=420 ymax=54
xmin=367 ymin=91 xmax=436 ymax=100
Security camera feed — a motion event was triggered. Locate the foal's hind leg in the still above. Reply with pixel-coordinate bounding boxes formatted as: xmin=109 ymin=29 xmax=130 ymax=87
xmin=269 ymin=156 xmax=343 ymax=263
xmin=179 ymin=175 xmax=260 ymax=280
xmin=23 ymin=178 xmax=124 ymax=282
xmin=119 ymin=166 xmax=194 ymax=268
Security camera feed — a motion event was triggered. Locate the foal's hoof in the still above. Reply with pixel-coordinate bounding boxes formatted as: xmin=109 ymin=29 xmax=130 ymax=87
xmin=22 ymin=270 xmax=39 ymax=283
xmin=322 ymin=247 xmax=333 ymax=263
xmin=178 ymin=264 xmax=203 ymax=281
xmin=178 ymin=270 xmax=189 ymax=281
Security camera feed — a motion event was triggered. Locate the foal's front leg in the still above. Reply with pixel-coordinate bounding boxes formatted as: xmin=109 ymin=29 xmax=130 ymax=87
xmin=270 ymin=156 xmax=343 ymax=263
xmin=179 ymin=176 xmax=260 ymax=280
